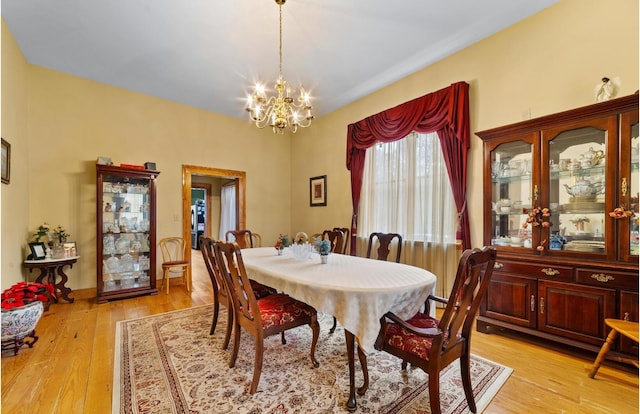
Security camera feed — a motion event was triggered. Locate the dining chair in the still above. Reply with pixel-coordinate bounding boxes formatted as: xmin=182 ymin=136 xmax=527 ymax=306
xmin=250 ymin=232 xmax=262 ymax=247
xmin=212 ymin=240 xmax=320 ymax=394
xmin=321 ymin=229 xmax=344 ymax=254
xmin=158 ymin=237 xmax=191 ymax=293
xmin=366 ymin=232 xmax=403 ymax=262
xmin=374 ymin=246 xmax=497 ymax=414
xmin=200 ymin=236 xmax=234 ymax=349
xmin=225 ymin=229 xmax=254 ymax=249
xmin=333 ymin=227 xmax=350 ymax=254
xmin=201 ymin=236 xmax=282 ymax=348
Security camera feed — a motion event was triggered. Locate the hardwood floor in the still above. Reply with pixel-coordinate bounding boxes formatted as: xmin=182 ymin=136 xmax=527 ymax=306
xmin=2 ymin=250 xmax=638 ymax=413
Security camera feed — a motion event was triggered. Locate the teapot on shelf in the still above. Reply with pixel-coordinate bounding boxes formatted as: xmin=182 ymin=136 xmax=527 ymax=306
xmin=563 ymin=178 xmax=604 ymax=200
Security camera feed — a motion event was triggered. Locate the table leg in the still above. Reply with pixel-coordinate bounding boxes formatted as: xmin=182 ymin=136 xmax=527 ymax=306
xmin=345 ymin=329 xmax=357 ymax=412
xmin=54 ymin=264 xmax=75 ymax=303
xmin=357 ymin=345 xmax=369 ymax=395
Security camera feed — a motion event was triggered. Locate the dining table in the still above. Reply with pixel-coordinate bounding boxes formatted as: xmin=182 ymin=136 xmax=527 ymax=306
xmin=241 ymin=246 xmax=437 ymax=411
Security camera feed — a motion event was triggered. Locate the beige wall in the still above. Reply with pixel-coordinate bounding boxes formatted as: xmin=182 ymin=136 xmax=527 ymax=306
xmin=1 ymin=22 xmax=30 ymax=288
xmin=290 ymin=0 xmax=639 ymax=250
xmin=2 ymin=0 xmax=638 ymax=290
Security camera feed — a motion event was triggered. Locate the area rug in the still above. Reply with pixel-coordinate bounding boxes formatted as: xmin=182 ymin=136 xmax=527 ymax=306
xmin=114 ymin=305 xmax=512 ymax=413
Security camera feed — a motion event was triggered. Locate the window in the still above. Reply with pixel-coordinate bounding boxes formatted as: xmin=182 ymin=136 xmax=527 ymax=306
xmin=359 ymin=131 xmax=457 ymax=244
xmin=358 ymin=131 xmax=459 ymax=298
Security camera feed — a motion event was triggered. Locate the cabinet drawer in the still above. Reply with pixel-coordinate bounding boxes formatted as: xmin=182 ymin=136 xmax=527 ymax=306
xmin=576 ymin=268 xmax=638 ymax=290
xmin=493 ymin=260 xmax=572 ymax=281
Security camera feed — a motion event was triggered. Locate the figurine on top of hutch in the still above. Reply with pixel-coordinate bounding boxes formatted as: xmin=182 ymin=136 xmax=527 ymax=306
xmin=476 ymin=94 xmax=639 ymax=358
xmin=96 ymin=164 xmax=160 ymax=303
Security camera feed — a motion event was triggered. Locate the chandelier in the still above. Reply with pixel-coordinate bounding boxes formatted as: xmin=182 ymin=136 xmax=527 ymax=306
xmin=245 ymin=0 xmax=314 ymax=134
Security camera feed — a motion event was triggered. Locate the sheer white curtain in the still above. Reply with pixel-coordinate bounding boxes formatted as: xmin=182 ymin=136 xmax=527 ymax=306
xmin=219 ymin=184 xmax=236 ymax=240
xmin=357 ymin=131 xmax=460 ymax=298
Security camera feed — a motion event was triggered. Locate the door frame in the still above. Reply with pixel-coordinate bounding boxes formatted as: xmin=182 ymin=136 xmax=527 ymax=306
xmin=181 ymin=165 xmax=246 ymax=251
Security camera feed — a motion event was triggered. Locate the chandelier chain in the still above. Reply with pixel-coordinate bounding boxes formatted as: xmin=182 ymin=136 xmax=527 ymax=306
xmin=244 ymin=0 xmax=314 ymax=134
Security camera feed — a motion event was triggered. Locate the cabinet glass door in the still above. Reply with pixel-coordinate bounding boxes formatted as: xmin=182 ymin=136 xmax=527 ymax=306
xmin=101 ymin=177 xmax=152 ymax=292
xmin=544 ymin=121 xmax=611 ymax=257
xmin=489 ymin=139 xmax=534 ymax=248
xmin=620 ymin=111 xmax=639 ymax=261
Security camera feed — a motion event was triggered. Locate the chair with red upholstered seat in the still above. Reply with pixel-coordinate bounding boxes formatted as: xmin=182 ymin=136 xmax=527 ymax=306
xmin=374 ymin=246 xmax=497 ymax=414
xmin=213 ymin=240 xmax=320 ymax=394
xmin=201 ymin=236 xmax=280 ymax=349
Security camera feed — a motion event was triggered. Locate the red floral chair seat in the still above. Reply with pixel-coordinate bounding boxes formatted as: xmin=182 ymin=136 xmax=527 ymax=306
xmin=257 ymin=294 xmax=317 ymax=329
xmin=383 ymin=313 xmax=448 ymax=360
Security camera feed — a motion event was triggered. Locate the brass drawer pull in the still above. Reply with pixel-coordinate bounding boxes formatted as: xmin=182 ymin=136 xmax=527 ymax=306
xmin=624 ymin=312 xmax=630 ymax=321
xmin=494 ymin=262 xmax=504 ymax=269
xmin=539 ymin=297 xmax=545 ymax=314
xmin=530 ymin=295 xmax=535 ymax=312
xmin=541 ymin=268 xmax=560 ymax=276
xmin=590 ymin=273 xmax=615 ymax=283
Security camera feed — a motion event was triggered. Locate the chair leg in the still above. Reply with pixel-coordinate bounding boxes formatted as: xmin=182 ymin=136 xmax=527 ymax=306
xmin=223 ymin=307 xmax=233 ymax=350
xmin=210 ymin=299 xmax=220 ymax=335
xmin=428 ymin=368 xmax=441 ymax=414
xmin=329 ymin=316 xmax=337 ymax=334
xmin=589 ymin=328 xmax=619 ymax=379
xmin=281 ymin=331 xmax=286 ymax=344
xmin=229 ymin=322 xmax=241 ymax=368
xmin=249 ymin=339 xmax=265 ymax=394
xmin=309 ymin=317 xmax=320 ymax=368
xmin=460 ymin=352 xmax=477 ymax=412
xmin=162 ymin=267 xmax=170 ymax=294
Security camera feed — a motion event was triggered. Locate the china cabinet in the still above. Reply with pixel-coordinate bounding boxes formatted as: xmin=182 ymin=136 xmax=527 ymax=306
xmin=96 ymin=165 xmax=160 ymax=302
xmin=476 ymin=94 xmax=639 ymax=358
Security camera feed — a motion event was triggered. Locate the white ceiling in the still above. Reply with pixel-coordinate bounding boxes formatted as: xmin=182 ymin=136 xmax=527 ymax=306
xmin=2 ymin=0 xmax=557 ymax=119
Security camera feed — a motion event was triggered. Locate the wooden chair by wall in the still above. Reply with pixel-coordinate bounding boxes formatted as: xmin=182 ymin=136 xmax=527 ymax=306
xmin=333 ymin=227 xmax=350 ymax=254
xmin=366 ymin=232 xmax=403 ymax=263
xmin=374 ymin=246 xmax=497 ymax=414
xmin=212 ymin=241 xmax=320 ymax=394
xmin=225 ymin=229 xmax=254 ymax=249
xmin=322 ymin=229 xmax=344 ymax=254
xmin=158 ymin=237 xmax=192 ymax=293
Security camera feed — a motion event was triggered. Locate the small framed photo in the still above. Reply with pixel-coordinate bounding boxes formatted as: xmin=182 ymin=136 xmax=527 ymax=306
xmin=1 ymin=138 xmax=10 ymax=184
xmin=310 ymin=175 xmax=327 ymax=207
xmin=63 ymin=242 xmax=77 ymax=257
xmin=28 ymin=242 xmax=47 ymax=260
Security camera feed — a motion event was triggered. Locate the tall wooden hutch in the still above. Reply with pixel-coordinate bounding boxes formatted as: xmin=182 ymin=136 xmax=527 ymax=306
xmin=96 ymin=165 xmax=160 ymax=302
xmin=476 ymin=94 xmax=639 ymax=357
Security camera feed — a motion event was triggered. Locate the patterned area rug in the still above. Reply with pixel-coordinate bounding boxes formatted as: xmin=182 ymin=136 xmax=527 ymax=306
xmin=114 ymin=305 xmax=511 ymax=413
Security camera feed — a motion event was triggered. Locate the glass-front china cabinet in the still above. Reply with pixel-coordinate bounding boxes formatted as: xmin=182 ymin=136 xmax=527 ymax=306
xmin=96 ymin=165 xmax=160 ymax=302
xmin=477 ymin=94 xmax=638 ymax=357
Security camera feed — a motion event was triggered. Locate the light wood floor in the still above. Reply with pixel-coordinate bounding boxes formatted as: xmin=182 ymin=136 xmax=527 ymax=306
xmin=2 ymin=250 xmax=638 ymax=413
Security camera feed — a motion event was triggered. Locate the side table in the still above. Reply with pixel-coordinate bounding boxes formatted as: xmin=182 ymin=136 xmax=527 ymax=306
xmin=23 ymin=256 xmax=78 ymax=303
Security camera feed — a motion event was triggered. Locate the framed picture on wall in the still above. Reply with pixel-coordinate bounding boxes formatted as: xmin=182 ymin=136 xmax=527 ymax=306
xmin=310 ymin=175 xmax=327 ymax=207
xmin=1 ymin=138 xmax=10 ymax=184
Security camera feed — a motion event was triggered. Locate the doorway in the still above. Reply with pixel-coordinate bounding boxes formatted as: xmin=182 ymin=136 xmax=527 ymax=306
xmin=181 ymin=165 xmax=246 ymax=252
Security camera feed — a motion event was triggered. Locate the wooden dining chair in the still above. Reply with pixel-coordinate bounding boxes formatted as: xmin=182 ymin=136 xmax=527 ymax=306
xmin=200 ymin=236 xmax=234 ymax=349
xmin=225 ymin=229 xmax=254 ymax=249
xmin=201 ymin=237 xmax=282 ymax=349
xmin=333 ymin=227 xmax=350 ymax=254
xmin=589 ymin=318 xmax=640 ymax=379
xmin=374 ymin=246 xmax=497 ymax=414
xmin=212 ymin=240 xmax=320 ymax=394
xmin=366 ymin=232 xmax=403 ymax=263
xmin=322 ymin=229 xmax=344 ymax=254
xmin=158 ymin=237 xmax=191 ymax=293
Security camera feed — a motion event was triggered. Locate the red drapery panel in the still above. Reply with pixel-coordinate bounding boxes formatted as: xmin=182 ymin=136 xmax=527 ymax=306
xmin=346 ymin=81 xmax=471 ymax=254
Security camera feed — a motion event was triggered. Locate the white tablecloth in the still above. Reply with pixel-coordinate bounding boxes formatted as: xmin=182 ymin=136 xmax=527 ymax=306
xmin=241 ymin=247 xmax=437 ymax=352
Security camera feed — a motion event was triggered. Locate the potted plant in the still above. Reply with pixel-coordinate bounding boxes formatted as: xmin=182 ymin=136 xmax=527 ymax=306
xmin=1 ymin=281 xmax=55 ymax=355
xmin=316 ymin=239 xmax=332 ymax=264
